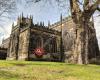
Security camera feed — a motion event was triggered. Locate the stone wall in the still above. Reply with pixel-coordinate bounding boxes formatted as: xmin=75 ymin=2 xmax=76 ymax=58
xmin=50 ymin=17 xmax=100 ymax=63
xmin=18 ymin=29 xmax=30 ymax=60
xmin=0 ymin=38 xmax=10 ymax=48
xmin=7 ymin=27 xmax=20 ymax=60
xmin=6 ymin=16 xmax=99 ymax=63
xmin=50 ymin=17 xmax=76 ymax=62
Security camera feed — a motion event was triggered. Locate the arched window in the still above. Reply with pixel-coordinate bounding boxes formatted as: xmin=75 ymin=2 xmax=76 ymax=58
xmin=35 ymin=36 xmax=43 ymax=48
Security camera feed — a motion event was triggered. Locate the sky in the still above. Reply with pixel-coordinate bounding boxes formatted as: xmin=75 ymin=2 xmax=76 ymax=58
xmin=0 ymin=0 xmax=100 ymax=48
xmin=0 ymin=0 xmax=69 ymax=43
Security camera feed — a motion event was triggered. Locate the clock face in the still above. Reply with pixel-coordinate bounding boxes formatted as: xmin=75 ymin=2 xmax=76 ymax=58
xmin=34 ymin=48 xmax=45 ymax=57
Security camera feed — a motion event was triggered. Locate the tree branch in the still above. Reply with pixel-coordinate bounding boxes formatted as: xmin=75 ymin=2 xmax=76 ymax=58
xmin=70 ymin=0 xmax=82 ymax=23
xmin=88 ymin=0 xmax=100 ymax=17
xmin=84 ymin=0 xmax=89 ymax=6
xmin=0 ymin=0 xmax=15 ymax=17
xmin=84 ymin=0 xmax=89 ymax=10
xmin=77 ymin=0 xmax=83 ymax=5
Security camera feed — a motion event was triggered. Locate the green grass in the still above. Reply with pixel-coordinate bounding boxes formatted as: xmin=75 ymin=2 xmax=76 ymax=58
xmin=0 ymin=60 xmax=100 ymax=80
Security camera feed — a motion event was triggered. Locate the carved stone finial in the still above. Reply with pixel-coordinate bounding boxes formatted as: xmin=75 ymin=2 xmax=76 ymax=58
xmin=40 ymin=22 xmax=42 ymax=26
xmin=43 ymin=22 xmax=44 ymax=26
xmin=22 ymin=12 xmax=23 ymax=18
xmin=12 ymin=22 xmax=14 ymax=27
xmin=30 ymin=15 xmax=32 ymax=19
xmin=48 ymin=20 xmax=50 ymax=27
xmin=31 ymin=15 xmax=33 ymax=22
xmin=17 ymin=16 xmax=20 ymax=23
xmin=60 ymin=13 xmax=62 ymax=22
xmin=32 ymin=15 xmax=33 ymax=19
xmin=19 ymin=14 xmax=22 ymax=22
xmin=37 ymin=22 xmax=39 ymax=25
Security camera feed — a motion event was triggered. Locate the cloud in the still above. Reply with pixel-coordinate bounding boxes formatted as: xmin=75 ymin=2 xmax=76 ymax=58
xmin=0 ymin=20 xmax=13 ymax=44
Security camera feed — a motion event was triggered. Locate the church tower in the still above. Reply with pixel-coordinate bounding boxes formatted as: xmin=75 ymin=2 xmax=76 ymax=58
xmin=7 ymin=14 xmax=33 ymax=60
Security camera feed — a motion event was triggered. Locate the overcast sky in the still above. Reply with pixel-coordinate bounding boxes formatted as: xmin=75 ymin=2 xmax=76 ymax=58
xmin=0 ymin=0 xmax=100 ymax=48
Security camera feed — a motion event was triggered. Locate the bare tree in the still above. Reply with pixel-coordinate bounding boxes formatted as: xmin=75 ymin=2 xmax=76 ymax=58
xmin=69 ymin=0 xmax=100 ymax=64
xmin=0 ymin=0 xmax=17 ymax=20
xmin=0 ymin=0 xmax=17 ymax=30
xmin=0 ymin=0 xmax=18 ymax=40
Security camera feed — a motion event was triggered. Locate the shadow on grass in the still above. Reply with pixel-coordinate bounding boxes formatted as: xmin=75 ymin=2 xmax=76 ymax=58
xmin=8 ymin=61 xmax=86 ymax=67
xmin=9 ymin=63 xmax=59 ymax=67
xmin=0 ymin=70 xmax=20 ymax=79
xmin=6 ymin=60 xmax=97 ymax=68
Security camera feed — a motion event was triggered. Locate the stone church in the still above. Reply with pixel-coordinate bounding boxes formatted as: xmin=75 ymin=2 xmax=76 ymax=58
xmin=2 ymin=14 xmax=99 ymax=63
xmin=7 ymin=15 xmax=62 ymax=61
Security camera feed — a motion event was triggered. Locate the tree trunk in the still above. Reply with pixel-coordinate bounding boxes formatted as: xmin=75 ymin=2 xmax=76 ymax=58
xmin=73 ymin=23 xmax=85 ymax=64
xmin=69 ymin=0 xmax=100 ymax=64
xmin=73 ymin=17 xmax=89 ymax=64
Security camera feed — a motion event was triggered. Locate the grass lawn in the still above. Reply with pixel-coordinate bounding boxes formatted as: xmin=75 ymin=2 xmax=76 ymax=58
xmin=0 ymin=60 xmax=100 ymax=80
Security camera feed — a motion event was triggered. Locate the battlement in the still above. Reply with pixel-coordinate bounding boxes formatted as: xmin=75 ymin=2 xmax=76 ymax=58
xmin=49 ymin=16 xmax=72 ymax=30
xmin=11 ymin=14 xmax=61 ymax=35
xmin=12 ymin=14 xmax=33 ymax=29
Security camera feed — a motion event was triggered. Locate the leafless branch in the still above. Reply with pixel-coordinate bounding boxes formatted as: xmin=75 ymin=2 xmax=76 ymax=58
xmin=88 ymin=0 xmax=100 ymax=17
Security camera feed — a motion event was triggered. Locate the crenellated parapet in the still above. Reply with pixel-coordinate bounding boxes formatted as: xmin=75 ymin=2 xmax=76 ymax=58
xmin=11 ymin=14 xmax=60 ymax=36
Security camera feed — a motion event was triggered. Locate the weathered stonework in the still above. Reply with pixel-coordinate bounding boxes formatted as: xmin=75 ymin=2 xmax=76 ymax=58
xmin=7 ymin=15 xmax=61 ymax=61
xmin=1 ymin=15 xmax=99 ymax=63
xmin=50 ymin=17 xmax=100 ymax=63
